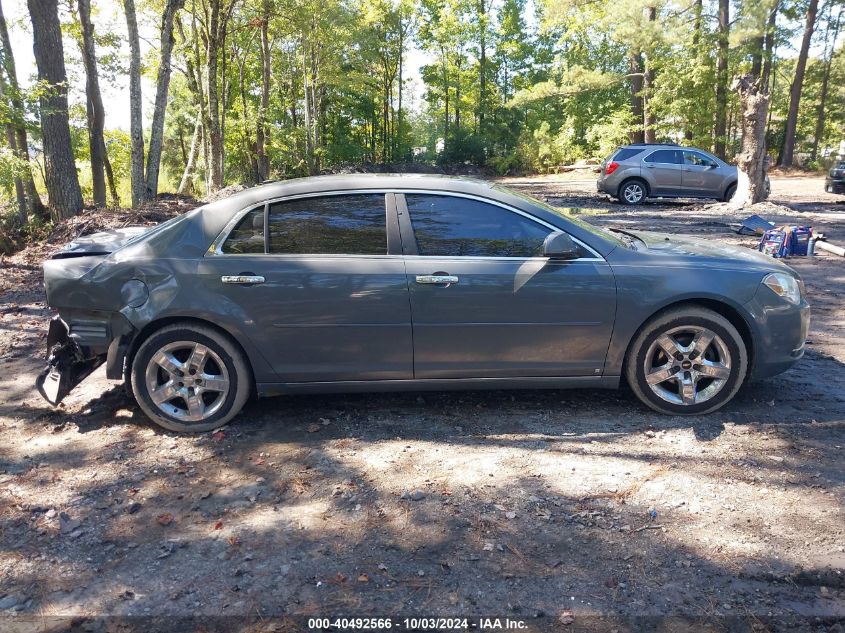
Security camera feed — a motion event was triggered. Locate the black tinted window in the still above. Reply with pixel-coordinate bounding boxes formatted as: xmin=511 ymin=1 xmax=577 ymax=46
xmin=405 ymin=194 xmax=550 ymax=257
xmin=614 ymin=148 xmax=644 ymax=161
xmin=645 ymin=150 xmax=681 ymax=164
xmin=268 ymin=194 xmax=386 ymax=255
xmin=222 ymin=206 xmax=265 ymax=254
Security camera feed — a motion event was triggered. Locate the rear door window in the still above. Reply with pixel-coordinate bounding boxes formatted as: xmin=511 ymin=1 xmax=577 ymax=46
xmin=644 ymin=149 xmax=682 ymax=164
xmin=268 ymin=194 xmax=386 ymax=255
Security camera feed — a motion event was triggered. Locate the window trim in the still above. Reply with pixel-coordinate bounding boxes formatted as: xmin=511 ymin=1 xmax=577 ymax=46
xmin=396 ymin=191 xmax=603 ymax=261
xmin=207 ymin=189 xmax=603 ymax=262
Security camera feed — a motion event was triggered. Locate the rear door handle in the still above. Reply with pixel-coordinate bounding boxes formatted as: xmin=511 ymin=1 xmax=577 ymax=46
xmin=222 ymin=275 xmax=265 ymax=285
xmin=416 ymin=274 xmax=459 ymax=285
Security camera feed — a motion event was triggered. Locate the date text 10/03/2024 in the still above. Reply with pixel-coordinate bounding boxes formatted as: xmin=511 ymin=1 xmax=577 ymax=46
xmin=307 ymin=618 xmax=530 ymax=630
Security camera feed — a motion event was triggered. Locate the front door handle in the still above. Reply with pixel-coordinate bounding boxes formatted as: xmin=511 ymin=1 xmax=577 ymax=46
xmin=222 ymin=275 xmax=265 ymax=285
xmin=416 ymin=274 xmax=459 ymax=286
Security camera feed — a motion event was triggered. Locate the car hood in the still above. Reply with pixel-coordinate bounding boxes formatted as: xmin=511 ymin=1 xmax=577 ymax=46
xmin=50 ymin=227 xmax=151 ymax=259
xmin=624 ymin=230 xmax=795 ymax=272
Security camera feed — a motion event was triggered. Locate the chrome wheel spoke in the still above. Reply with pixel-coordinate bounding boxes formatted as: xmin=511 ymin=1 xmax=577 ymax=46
xmin=153 ymin=351 xmax=185 ymax=376
xmin=655 ymin=334 xmax=681 ymax=359
xmin=151 ymin=381 xmax=178 ymax=405
xmin=184 ymin=391 xmax=205 ymax=421
xmin=200 ymin=374 xmax=229 ymax=392
xmin=697 ymin=360 xmax=730 ymax=381
xmin=691 ymin=330 xmax=715 ymax=357
xmin=646 ymin=363 xmax=675 ymax=385
xmin=188 ymin=344 xmax=210 ymax=373
xmin=679 ymin=374 xmax=696 ymax=405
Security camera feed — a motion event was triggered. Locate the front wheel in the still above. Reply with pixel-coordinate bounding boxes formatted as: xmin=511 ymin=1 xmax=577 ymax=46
xmin=618 ymin=179 xmax=647 ymax=205
xmin=625 ymin=307 xmax=748 ymax=416
xmin=131 ymin=323 xmax=252 ymax=432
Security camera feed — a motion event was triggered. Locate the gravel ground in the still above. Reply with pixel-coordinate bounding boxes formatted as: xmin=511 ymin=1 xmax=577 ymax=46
xmin=0 ymin=176 xmax=843 ymax=632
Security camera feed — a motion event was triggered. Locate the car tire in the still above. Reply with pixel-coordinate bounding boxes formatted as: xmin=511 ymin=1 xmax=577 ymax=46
xmin=130 ymin=323 xmax=252 ymax=433
xmin=617 ymin=179 xmax=648 ymax=205
xmin=723 ymin=183 xmax=737 ymax=202
xmin=625 ymin=306 xmax=748 ymax=416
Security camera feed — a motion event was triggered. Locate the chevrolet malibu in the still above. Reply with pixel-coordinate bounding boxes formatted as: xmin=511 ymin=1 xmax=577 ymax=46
xmin=37 ymin=175 xmax=810 ymax=432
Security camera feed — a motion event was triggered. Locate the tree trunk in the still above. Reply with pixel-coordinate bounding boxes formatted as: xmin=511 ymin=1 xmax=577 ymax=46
xmin=27 ymin=0 xmax=83 ymax=220
xmin=256 ymin=0 xmax=271 ymax=181
xmin=76 ymin=0 xmax=107 ymax=206
xmin=780 ymin=0 xmax=818 ymax=167
xmin=104 ymin=148 xmax=119 ymax=205
xmin=628 ymin=52 xmax=644 ymax=143
xmin=302 ymin=39 xmax=315 ymax=175
xmin=206 ymin=0 xmax=224 ymax=190
xmin=178 ymin=114 xmax=202 ymax=195
xmin=1 ymin=0 xmax=46 ymax=219
xmin=642 ymin=6 xmax=657 ymax=143
xmin=761 ymin=1 xmax=779 ymax=89
xmin=145 ymin=0 xmax=185 ymax=200
xmin=731 ymin=74 xmax=770 ymax=206
xmin=478 ymin=0 xmax=486 ymax=138
xmin=810 ymin=5 xmax=841 ymax=162
xmin=0 ymin=71 xmax=26 ymax=223
xmin=714 ymin=0 xmax=729 ymax=158
xmin=123 ymin=0 xmax=145 ymax=207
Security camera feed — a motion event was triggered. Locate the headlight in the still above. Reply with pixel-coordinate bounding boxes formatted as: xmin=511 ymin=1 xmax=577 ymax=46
xmin=762 ymin=272 xmax=801 ymax=305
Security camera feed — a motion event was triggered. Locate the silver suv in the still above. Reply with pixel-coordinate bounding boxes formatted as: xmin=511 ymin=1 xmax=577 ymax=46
xmin=597 ymin=143 xmax=738 ymax=205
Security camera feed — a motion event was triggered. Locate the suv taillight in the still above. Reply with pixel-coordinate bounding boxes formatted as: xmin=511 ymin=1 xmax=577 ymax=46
xmin=605 ymin=161 xmax=619 ymax=176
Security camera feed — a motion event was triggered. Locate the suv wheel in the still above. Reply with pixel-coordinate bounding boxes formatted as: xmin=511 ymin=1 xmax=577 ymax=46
xmin=625 ymin=307 xmax=748 ymax=416
xmin=618 ymin=179 xmax=647 ymax=205
xmin=723 ymin=183 xmax=737 ymax=202
xmin=131 ymin=323 xmax=251 ymax=432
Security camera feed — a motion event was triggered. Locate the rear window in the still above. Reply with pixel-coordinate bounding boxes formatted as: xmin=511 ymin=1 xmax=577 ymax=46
xmin=613 ymin=148 xmax=645 ymax=161
xmin=222 ymin=206 xmax=265 ymax=254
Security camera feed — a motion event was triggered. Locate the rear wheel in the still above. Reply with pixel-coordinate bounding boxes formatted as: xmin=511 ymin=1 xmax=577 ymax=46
xmin=625 ymin=307 xmax=748 ymax=416
xmin=723 ymin=183 xmax=737 ymax=202
xmin=618 ymin=179 xmax=647 ymax=205
xmin=131 ymin=323 xmax=251 ymax=432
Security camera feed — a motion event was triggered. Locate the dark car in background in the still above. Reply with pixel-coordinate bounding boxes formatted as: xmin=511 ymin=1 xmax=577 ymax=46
xmin=598 ymin=143 xmax=739 ymax=205
xmin=826 ymin=160 xmax=845 ymax=194
xmin=38 ymin=175 xmax=809 ymax=432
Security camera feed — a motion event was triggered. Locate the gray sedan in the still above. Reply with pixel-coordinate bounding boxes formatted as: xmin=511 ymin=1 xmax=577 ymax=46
xmin=38 ymin=175 xmax=809 ymax=432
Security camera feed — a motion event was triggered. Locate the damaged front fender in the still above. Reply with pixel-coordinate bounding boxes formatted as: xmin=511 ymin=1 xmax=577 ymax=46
xmin=35 ymin=317 xmax=105 ymax=405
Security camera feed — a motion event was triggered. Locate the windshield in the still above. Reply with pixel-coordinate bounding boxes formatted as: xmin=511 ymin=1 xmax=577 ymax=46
xmin=493 ymin=184 xmax=628 ymax=248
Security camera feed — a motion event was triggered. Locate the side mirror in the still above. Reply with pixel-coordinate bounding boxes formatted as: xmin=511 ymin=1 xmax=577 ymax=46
xmin=543 ymin=231 xmax=580 ymax=260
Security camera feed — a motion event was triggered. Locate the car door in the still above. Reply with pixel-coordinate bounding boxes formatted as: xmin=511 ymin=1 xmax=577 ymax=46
xmin=397 ymin=193 xmax=617 ymax=379
xmin=642 ymin=149 xmax=683 ymax=195
xmin=199 ymin=193 xmax=413 ymax=383
xmin=681 ymin=150 xmax=722 ymax=197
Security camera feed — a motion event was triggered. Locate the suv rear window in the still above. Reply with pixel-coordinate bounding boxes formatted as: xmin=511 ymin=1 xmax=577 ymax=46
xmin=613 ymin=148 xmax=645 ymax=161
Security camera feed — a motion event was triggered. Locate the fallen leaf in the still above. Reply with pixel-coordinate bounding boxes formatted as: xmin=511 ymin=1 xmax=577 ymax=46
xmin=357 ymin=574 xmax=369 ymax=582
xmin=307 ymin=423 xmax=321 ymax=433
xmin=558 ymin=610 xmax=574 ymax=625
xmin=156 ymin=513 xmax=174 ymax=526
xmin=212 ymin=431 xmax=225 ymax=442
xmin=227 ymin=535 xmax=241 ymax=546
xmin=213 ymin=520 xmax=224 ymax=530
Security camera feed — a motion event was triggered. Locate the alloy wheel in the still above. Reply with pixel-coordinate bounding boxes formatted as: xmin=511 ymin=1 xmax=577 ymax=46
xmin=623 ymin=182 xmax=644 ymax=204
xmin=643 ymin=325 xmax=732 ymax=406
xmin=144 ymin=341 xmax=230 ymax=422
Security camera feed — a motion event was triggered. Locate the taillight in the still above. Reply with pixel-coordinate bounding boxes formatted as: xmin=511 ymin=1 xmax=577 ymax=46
xmin=605 ymin=161 xmax=619 ymax=176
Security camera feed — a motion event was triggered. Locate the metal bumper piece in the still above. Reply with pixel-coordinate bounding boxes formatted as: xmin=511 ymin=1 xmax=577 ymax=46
xmin=35 ymin=317 xmax=105 ymax=405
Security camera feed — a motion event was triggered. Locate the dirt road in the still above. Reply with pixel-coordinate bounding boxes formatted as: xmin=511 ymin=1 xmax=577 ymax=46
xmin=1 ymin=176 xmax=843 ymax=632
